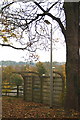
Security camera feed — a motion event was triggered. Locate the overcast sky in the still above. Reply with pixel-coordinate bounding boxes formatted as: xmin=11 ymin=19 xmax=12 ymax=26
xmin=0 ymin=0 xmax=66 ymax=63
xmin=0 ymin=42 xmax=66 ymax=62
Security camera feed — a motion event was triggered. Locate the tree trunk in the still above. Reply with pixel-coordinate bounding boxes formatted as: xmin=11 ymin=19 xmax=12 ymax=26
xmin=78 ymin=2 xmax=80 ymax=111
xmin=64 ymin=2 xmax=79 ymax=110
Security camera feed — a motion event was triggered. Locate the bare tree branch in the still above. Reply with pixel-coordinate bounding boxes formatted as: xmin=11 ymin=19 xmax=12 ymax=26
xmin=34 ymin=1 xmax=46 ymax=12
xmin=1 ymin=2 xmax=15 ymax=11
xmin=33 ymin=1 xmax=66 ymax=38
xmin=0 ymin=0 xmax=65 ymax=52
xmin=46 ymin=1 xmax=59 ymax=12
xmin=0 ymin=43 xmax=30 ymax=50
xmin=47 ymin=12 xmax=66 ymax=38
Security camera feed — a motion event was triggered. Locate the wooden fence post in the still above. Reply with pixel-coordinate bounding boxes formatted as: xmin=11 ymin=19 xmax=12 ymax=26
xmin=6 ymin=90 xmax=7 ymax=96
xmin=32 ymin=76 xmax=34 ymax=101
xmin=40 ymin=76 xmax=43 ymax=103
xmin=23 ymin=77 xmax=26 ymax=100
xmin=17 ymin=85 xmax=19 ymax=97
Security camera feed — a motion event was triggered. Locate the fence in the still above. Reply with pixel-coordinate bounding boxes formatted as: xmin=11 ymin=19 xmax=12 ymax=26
xmin=2 ymin=72 xmax=65 ymax=107
xmin=23 ymin=72 xmax=65 ymax=107
xmin=2 ymin=84 xmax=23 ymax=97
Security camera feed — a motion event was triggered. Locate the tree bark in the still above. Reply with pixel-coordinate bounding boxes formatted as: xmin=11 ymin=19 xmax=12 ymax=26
xmin=64 ymin=2 xmax=79 ymax=110
xmin=78 ymin=2 xmax=80 ymax=111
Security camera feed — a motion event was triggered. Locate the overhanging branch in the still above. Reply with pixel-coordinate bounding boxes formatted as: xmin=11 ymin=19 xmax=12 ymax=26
xmin=34 ymin=1 xmax=45 ymax=12
xmin=0 ymin=43 xmax=28 ymax=50
xmin=1 ymin=2 xmax=15 ymax=11
xmin=46 ymin=1 xmax=59 ymax=12
xmin=28 ymin=12 xmax=66 ymax=38
xmin=33 ymin=1 xmax=66 ymax=39
xmin=47 ymin=12 xmax=66 ymax=38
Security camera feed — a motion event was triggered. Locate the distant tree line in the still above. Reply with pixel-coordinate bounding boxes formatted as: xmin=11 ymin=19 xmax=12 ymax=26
xmin=0 ymin=60 xmax=65 ymax=66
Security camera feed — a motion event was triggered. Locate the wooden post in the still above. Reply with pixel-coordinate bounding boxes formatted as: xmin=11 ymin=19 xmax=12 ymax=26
xmin=23 ymin=77 xmax=26 ymax=100
xmin=40 ymin=76 xmax=43 ymax=103
xmin=6 ymin=90 xmax=7 ymax=96
xmin=62 ymin=75 xmax=65 ymax=107
xmin=17 ymin=85 xmax=19 ymax=97
xmin=32 ymin=76 xmax=34 ymax=101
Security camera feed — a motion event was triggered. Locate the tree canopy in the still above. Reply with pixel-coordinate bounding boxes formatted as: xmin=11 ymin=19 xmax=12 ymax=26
xmin=10 ymin=74 xmax=23 ymax=85
xmin=0 ymin=0 xmax=65 ymax=52
xmin=36 ymin=61 xmax=47 ymax=76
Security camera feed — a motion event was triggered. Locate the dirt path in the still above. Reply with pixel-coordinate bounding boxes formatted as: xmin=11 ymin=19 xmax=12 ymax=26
xmin=2 ymin=96 xmax=79 ymax=119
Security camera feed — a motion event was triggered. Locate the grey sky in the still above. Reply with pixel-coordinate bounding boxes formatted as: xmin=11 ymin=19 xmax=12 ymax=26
xmin=0 ymin=0 xmax=66 ymax=62
xmin=0 ymin=42 xmax=66 ymax=62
